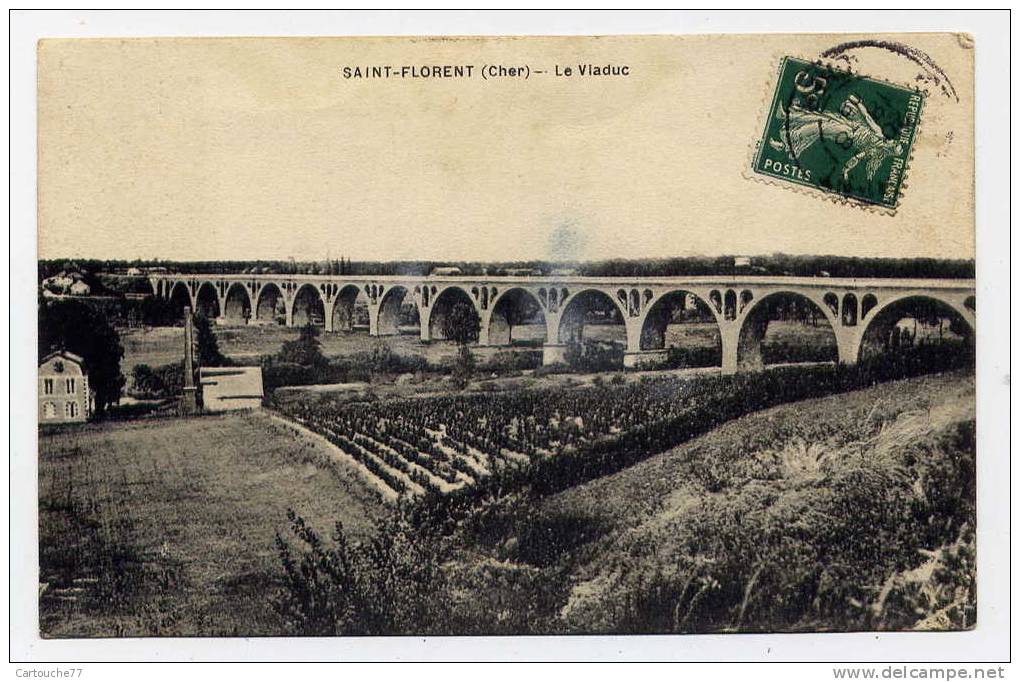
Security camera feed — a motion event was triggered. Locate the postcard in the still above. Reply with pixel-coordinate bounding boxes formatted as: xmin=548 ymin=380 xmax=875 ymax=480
xmin=33 ymin=32 xmax=979 ymax=643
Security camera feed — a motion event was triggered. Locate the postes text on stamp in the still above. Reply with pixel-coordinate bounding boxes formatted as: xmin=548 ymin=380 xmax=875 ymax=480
xmin=752 ymin=57 xmax=924 ymax=210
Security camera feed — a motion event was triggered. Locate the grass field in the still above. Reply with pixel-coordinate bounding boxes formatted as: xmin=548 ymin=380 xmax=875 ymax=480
xmin=38 ymin=411 xmax=386 ymax=637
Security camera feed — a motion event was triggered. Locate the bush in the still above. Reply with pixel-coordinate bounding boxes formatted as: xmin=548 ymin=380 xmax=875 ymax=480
xmin=565 ymin=339 xmax=624 ymax=372
xmin=129 ymin=362 xmax=184 ymax=399
xmin=262 ymin=357 xmax=351 ymax=390
xmin=138 ymin=296 xmax=180 ymax=327
xmin=482 ymin=350 xmax=541 ymax=374
xmin=664 ymin=345 xmax=721 ymax=369
xmin=348 ymin=344 xmax=428 ymax=381
xmin=761 ymin=339 xmax=837 ymax=365
xmin=278 ymin=324 xmax=327 ymax=368
xmin=274 ymin=508 xmax=449 ymax=635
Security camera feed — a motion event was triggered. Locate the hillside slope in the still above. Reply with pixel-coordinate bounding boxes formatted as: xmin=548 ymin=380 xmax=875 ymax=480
xmin=540 ymin=370 xmax=976 ymax=633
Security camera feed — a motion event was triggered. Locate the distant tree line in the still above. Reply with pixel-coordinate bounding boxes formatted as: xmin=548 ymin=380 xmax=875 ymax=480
xmin=576 ymin=255 xmax=974 ymax=279
xmin=39 ymin=254 xmax=975 ymax=280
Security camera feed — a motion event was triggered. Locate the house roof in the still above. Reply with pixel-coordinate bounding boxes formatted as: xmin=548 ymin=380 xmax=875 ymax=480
xmin=40 ymin=350 xmax=85 ymax=366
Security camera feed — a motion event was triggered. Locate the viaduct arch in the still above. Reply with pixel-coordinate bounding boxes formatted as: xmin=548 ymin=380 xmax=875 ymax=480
xmin=330 ymin=284 xmax=364 ymax=333
xmin=255 ymin=282 xmax=286 ymax=325
xmin=856 ymin=294 xmax=974 ymax=362
xmin=556 ymin=288 xmax=628 ymax=346
xmin=377 ymin=285 xmax=412 ymax=336
xmin=424 ymin=285 xmax=479 ymax=342
xmin=734 ymin=290 xmax=840 ymax=370
xmin=223 ymin=283 xmax=252 ymax=324
xmin=194 ymin=282 xmax=220 ymax=319
xmin=639 ymin=289 xmax=723 ymax=366
xmin=291 ymin=283 xmax=326 ymax=328
xmin=486 ymin=287 xmax=546 ymax=347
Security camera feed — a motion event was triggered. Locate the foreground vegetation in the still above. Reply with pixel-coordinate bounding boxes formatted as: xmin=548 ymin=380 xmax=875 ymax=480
xmin=548 ymin=371 xmax=975 ymax=633
xmin=276 ymin=368 xmax=975 ymax=635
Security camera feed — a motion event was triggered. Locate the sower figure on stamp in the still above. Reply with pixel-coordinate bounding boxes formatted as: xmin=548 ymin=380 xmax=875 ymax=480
xmin=770 ymin=94 xmax=904 ymax=181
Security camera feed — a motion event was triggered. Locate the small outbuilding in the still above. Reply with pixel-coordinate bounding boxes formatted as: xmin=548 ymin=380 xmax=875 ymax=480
xmin=68 ymin=280 xmax=91 ymax=296
xmin=430 ymin=266 xmax=463 ymax=276
xmin=199 ymin=367 xmax=264 ymax=412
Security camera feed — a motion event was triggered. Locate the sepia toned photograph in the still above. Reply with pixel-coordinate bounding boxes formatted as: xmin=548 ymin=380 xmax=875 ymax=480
xmin=26 ymin=23 xmax=992 ymax=651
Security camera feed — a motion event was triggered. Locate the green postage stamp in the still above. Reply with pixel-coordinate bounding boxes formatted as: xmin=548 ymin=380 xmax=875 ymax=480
xmin=752 ymin=57 xmax=924 ymax=210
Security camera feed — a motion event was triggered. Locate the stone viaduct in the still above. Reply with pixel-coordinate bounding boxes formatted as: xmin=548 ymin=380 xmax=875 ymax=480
xmin=149 ymin=274 xmax=976 ymax=374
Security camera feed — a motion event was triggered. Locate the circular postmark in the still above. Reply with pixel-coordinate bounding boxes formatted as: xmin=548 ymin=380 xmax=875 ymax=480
xmin=819 ymin=39 xmax=959 ymax=102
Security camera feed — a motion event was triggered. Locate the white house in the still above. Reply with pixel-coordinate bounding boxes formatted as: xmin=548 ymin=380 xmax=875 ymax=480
xmin=39 ymin=351 xmax=91 ymax=424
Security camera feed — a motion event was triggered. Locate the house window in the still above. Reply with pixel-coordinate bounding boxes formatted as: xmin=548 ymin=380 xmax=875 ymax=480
xmin=43 ymin=402 xmax=56 ymax=418
xmin=43 ymin=378 xmax=54 ymax=395
xmin=66 ymin=378 xmax=76 ymax=394
xmin=65 ymin=402 xmax=78 ymax=418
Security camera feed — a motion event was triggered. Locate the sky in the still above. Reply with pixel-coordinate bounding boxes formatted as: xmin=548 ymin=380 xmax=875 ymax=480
xmin=37 ymin=34 xmax=975 ymax=263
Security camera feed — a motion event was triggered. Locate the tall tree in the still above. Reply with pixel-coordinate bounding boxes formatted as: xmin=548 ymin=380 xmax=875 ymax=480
xmin=193 ymin=312 xmax=227 ymax=367
xmin=38 ymin=299 xmax=125 ymax=417
xmin=441 ymin=302 xmax=480 ymax=346
xmin=502 ymin=294 xmax=539 ymax=343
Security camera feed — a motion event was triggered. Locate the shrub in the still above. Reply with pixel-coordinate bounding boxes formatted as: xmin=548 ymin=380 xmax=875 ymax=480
xmin=261 ymin=358 xmax=351 ymax=390
xmin=483 ymin=350 xmax=541 ymax=374
xmin=348 ymin=344 xmax=428 ymax=381
xmin=274 ymin=508 xmax=449 ymax=635
xmin=565 ymin=339 xmax=624 ymax=372
xmin=129 ymin=361 xmax=184 ymax=399
xmin=278 ymin=323 xmax=327 ymax=368
xmin=761 ymin=339 xmax=837 ymax=365
xmin=665 ymin=345 xmax=721 ymax=369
